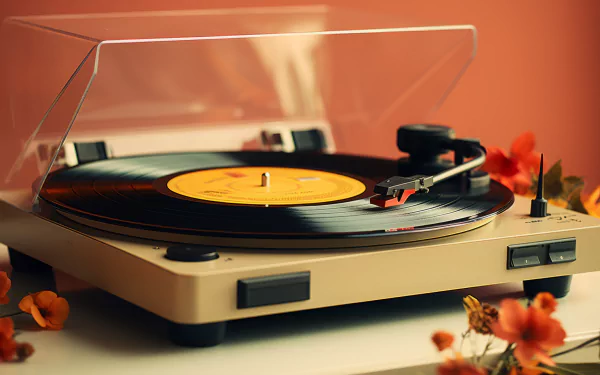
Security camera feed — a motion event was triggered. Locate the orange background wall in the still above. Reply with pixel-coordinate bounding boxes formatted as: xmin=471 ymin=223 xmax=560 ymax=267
xmin=2 ymin=1 xmax=599 ymax=189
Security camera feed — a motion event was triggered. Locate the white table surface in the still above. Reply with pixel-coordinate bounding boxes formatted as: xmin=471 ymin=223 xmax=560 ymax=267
xmin=0 ymin=244 xmax=598 ymax=375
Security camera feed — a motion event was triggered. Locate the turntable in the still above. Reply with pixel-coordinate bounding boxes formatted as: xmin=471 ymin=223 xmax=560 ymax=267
xmin=1 ymin=7 xmax=599 ymax=347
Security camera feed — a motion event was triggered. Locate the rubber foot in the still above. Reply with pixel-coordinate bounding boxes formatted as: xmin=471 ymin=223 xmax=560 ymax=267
xmin=8 ymin=248 xmax=53 ymax=274
xmin=168 ymin=321 xmax=227 ymax=347
xmin=523 ymin=275 xmax=572 ymax=299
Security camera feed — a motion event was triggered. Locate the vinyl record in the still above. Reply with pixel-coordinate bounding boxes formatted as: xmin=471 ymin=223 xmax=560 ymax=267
xmin=39 ymin=151 xmax=514 ymax=248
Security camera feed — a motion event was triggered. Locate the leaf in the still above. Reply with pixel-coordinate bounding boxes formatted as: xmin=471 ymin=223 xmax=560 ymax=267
xmin=563 ymin=176 xmax=585 ymax=187
xmin=568 ymin=187 xmax=589 ymax=214
xmin=562 ymin=176 xmax=585 ymax=200
xmin=544 ymin=160 xmax=564 ymax=198
xmin=542 ymin=363 xmax=600 ymax=375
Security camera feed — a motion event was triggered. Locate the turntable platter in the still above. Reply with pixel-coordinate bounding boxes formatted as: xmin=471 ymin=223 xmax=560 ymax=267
xmin=38 ymin=152 xmax=514 ymax=248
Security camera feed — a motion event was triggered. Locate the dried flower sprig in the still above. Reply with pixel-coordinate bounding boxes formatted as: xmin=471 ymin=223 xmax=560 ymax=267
xmin=431 ymin=293 xmax=600 ymax=375
xmin=464 ymin=295 xmax=499 ymax=335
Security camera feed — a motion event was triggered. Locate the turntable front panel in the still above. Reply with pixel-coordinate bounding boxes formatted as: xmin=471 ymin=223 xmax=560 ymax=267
xmin=2 ymin=196 xmax=598 ymax=324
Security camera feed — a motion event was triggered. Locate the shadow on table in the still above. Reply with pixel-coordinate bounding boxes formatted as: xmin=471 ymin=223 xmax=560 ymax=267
xmin=1 ymin=265 xmax=525 ymax=357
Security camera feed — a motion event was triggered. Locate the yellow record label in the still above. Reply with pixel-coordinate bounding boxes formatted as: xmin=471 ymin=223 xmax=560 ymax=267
xmin=166 ymin=166 xmax=366 ymax=205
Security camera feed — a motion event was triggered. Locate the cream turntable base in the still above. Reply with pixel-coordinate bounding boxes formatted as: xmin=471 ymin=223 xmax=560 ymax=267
xmin=1 ymin=9 xmax=599 ymax=347
xmin=2 ymin=123 xmax=600 ymax=347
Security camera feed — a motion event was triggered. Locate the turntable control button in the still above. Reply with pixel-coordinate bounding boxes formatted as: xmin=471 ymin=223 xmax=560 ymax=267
xmin=237 ymin=272 xmax=310 ymax=309
xmin=165 ymin=245 xmax=219 ymax=262
xmin=548 ymin=239 xmax=576 ymax=264
xmin=508 ymin=243 xmax=544 ymax=269
xmin=511 ymin=255 xmax=541 ymax=268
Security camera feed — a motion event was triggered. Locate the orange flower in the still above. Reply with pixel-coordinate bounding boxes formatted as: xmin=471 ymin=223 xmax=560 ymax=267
xmin=532 ymin=292 xmax=557 ymax=315
xmin=0 ymin=318 xmax=14 ymax=340
xmin=583 ymin=186 xmax=600 ymax=218
xmin=0 ymin=337 xmax=16 ymax=362
xmin=437 ymin=353 xmax=487 ymax=375
xmin=18 ymin=291 xmax=69 ymax=330
xmin=491 ymin=299 xmax=566 ymax=366
xmin=0 ymin=271 xmax=11 ymax=304
xmin=432 ymin=330 xmax=455 ymax=351
xmin=463 ymin=295 xmax=499 ymax=335
xmin=482 ymin=132 xmax=541 ymax=194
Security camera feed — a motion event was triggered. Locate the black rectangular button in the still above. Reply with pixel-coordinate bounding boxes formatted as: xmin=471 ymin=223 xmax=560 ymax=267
xmin=548 ymin=238 xmax=576 ymax=252
xmin=508 ymin=243 xmax=545 ymax=269
xmin=511 ymin=255 xmax=541 ymax=268
xmin=549 ymin=251 xmax=576 ymax=263
xmin=548 ymin=238 xmax=576 ymax=264
xmin=237 ymin=272 xmax=310 ymax=309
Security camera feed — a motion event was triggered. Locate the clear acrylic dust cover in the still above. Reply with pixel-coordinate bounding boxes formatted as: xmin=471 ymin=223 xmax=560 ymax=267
xmin=0 ymin=6 xmax=476 ymax=210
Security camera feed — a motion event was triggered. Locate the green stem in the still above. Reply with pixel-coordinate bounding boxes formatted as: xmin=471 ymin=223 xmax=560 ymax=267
xmin=0 ymin=311 xmax=24 ymax=318
xmin=499 ymin=343 xmax=514 ymax=359
xmin=459 ymin=330 xmax=470 ymax=353
xmin=470 ymin=332 xmax=478 ymax=363
xmin=477 ymin=336 xmax=495 ymax=365
xmin=550 ymin=335 xmax=600 ymax=359
xmin=490 ymin=359 xmax=505 ymax=375
xmin=490 ymin=343 xmax=514 ymax=375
